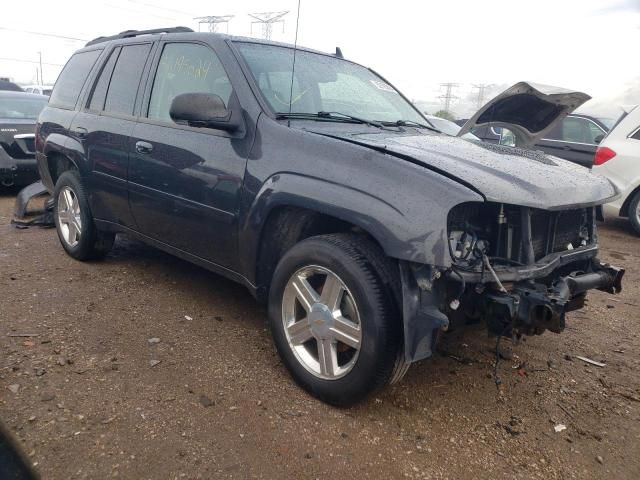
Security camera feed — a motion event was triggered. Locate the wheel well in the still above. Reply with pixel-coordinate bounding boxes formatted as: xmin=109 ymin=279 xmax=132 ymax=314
xmin=620 ymin=185 xmax=640 ymax=217
xmin=255 ymin=206 xmax=390 ymax=299
xmin=47 ymin=153 xmax=77 ymax=187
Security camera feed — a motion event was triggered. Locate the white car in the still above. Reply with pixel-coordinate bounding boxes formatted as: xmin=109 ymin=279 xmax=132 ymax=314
xmin=593 ymin=105 xmax=640 ymax=234
xmin=23 ymin=85 xmax=53 ymax=96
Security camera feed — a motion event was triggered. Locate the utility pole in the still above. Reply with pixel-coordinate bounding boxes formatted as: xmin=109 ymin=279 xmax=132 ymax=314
xmin=438 ymin=83 xmax=459 ymax=114
xmin=248 ymin=11 xmax=288 ymax=40
xmin=194 ymin=15 xmax=234 ymax=33
xmin=472 ymin=83 xmax=491 ymax=109
xmin=38 ymin=51 xmax=43 ymax=85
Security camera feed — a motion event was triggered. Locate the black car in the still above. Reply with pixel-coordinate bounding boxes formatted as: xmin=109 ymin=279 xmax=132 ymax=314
xmin=36 ymin=28 xmax=623 ymax=405
xmin=1 ymin=91 xmax=48 ymax=187
xmin=468 ymin=113 xmax=611 ymax=168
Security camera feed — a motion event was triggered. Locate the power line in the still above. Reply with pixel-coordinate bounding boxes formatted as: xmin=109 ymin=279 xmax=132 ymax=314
xmin=194 ymin=16 xmax=234 ymax=33
xmin=438 ymin=83 xmax=459 ymax=113
xmin=0 ymin=56 xmax=65 ymax=67
xmin=472 ymin=84 xmax=491 ymax=109
xmin=249 ymin=11 xmax=288 ymax=40
xmin=0 ymin=26 xmax=87 ymax=42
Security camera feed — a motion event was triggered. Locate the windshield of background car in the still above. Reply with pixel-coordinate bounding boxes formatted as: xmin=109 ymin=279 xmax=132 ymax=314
xmin=0 ymin=95 xmax=48 ymax=119
xmin=237 ymin=42 xmax=425 ymax=123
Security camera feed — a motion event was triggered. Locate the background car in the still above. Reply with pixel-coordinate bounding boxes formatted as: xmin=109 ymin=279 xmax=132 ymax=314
xmin=592 ymin=105 xmax=640 ymax=234
xmin=0 ymin=79 xmax=23 ymax=92
xmin=23 ymin=85 xmax=54 ymax=96
xmin=463 ymin=113 xmax=613 ymax=167
xmin=0 ymin=91 xmax=48 ymax=187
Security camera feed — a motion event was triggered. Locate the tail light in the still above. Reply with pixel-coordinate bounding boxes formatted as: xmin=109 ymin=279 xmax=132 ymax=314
xmin=593 ymin=146 xmax=616 ymax=166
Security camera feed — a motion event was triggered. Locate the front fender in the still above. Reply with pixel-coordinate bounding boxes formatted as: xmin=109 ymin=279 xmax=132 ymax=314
xmin=239 ymin=169 xmax=482 ymax=284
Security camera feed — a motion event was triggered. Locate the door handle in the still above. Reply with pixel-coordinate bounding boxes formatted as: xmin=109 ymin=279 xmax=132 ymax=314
xmin=135 ymin=141 xmax=154 ymax=154
xmin=71 ymin=126 xmax=88 ymax=139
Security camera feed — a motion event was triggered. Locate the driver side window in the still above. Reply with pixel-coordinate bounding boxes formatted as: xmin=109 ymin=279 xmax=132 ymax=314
xmin=147 ymin=43 xmax=232 ymax=122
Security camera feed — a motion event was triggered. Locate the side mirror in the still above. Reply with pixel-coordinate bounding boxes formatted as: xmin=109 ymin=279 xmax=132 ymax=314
xmin=170 ymin=93 xmax=237 ymax=131
xmin=594 ymin=134 xmax=604 ymax=144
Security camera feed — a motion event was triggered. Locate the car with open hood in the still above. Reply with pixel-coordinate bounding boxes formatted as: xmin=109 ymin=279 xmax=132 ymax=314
xmin=35 ymin=28 xmax=624 ymax=405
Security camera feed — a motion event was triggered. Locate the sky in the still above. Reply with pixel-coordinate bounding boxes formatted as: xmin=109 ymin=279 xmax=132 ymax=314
xmin=1 ymin=0 xmax=638 ymax=118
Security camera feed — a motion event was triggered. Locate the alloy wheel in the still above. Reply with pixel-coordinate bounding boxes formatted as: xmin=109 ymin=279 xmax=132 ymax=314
xmin=282 ymin=265 xmax=362 ymax=380
xmin=57 ymin=186 xmax=83 ymax=247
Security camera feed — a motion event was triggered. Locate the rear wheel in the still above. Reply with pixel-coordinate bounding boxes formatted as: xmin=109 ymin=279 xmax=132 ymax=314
xmin=54 ymin=170 xmax=115 ymax=260
xmin=268 ymin=233 xmax=402 ymax=406
xmin=629 ymin=190 xmax=640 ymax=236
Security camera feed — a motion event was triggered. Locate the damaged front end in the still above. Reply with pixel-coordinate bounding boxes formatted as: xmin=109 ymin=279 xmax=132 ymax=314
xmin=400 ymin=201 xmax=624 ymax=363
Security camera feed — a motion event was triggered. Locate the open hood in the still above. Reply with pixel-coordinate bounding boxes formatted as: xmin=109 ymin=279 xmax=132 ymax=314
xmin=457 ymin=82 xmax=590 ymax=148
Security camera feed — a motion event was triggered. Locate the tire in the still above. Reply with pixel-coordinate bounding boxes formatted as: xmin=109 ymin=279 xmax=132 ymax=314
xmin=268 ymin=233 xmax=402 ymax=406
xmin=629 ymin=190 xmax=640 ymax=236
xmin=53 ymin=170 xmax=115 ymax=260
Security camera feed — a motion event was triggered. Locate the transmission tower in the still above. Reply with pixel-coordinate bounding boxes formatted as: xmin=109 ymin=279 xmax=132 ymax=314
xmin=438 ymin=83 xmax=460 ymax=114
xmin=249 ymin=11 xmax=288 ymax=40
xmin=472 ymin=83 xmax=491 ymax=109
xmin=194 ymin=15 xmax=234 ymax=33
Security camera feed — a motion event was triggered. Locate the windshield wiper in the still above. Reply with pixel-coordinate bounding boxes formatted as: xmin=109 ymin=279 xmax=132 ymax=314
xmin=276 ymin=111 xmax=386 ymax=129
xmin=381 ymin=119 xmax=440 ymax=132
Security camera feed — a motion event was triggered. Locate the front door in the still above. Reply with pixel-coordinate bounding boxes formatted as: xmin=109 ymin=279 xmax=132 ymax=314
xmin=128 ymin=41 xmax=249 ymax=269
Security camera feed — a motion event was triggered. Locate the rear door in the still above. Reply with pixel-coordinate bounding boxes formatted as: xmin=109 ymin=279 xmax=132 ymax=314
xmin=71 ymin=42 xmax=153 ymax=226
xmin=535 ymin=117 xmax=606 ymax=167
xmin=128 ymin=40 xmax=249 ymax=269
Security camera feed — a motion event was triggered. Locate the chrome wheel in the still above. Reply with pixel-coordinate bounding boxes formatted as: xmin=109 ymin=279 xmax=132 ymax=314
xmin=57 ymin=186 xmax=82 ymax=247
xmin=282 ymin=265 xmax=362 ymax=380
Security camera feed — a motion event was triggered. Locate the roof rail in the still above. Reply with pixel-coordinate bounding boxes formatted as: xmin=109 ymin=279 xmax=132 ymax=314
xmin=85 ymin=27 xmax=194 ymax=47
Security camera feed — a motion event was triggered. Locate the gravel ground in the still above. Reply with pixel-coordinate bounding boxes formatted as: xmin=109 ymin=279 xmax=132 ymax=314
xmin=1 ymin=189 xmax=639 ymax=480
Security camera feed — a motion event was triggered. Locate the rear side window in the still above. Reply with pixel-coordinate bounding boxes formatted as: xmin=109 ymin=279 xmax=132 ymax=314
xmin=49 ymin=50 xmax=101 ymax=109
xmin=104 ymin=43 xmax=152 ymax=116
xmin=89 ymin=47 xmax=120 ymax=111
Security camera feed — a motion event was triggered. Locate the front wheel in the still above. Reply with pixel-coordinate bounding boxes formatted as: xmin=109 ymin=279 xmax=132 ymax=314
xmin=268 ymin=233 xmax=402 ymax=406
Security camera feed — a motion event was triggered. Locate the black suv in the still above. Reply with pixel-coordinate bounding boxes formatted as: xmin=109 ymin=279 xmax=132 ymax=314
xmin=36 ymin=28 xmax=623 ymax=405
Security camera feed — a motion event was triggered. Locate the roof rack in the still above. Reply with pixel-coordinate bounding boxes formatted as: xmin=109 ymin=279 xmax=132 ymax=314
xmin=85 ymin=27 xmax=194 ymax=47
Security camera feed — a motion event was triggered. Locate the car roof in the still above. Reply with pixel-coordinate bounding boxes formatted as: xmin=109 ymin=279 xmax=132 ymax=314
xmin=80 ymin=28 xmax=345 ymax=62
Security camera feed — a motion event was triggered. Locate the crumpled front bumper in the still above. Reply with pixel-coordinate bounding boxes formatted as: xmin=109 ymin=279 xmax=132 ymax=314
xmin=399 ymin=257 xmax=624 ymax=363
xmin=483 ymin=259 xmax=624 ymax=336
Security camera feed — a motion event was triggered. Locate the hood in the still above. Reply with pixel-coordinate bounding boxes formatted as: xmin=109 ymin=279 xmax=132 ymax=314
xmin=457 ymin=82 xmax=590 ymax=148
xmin=305 ymin=126 xmax=617 ymax=210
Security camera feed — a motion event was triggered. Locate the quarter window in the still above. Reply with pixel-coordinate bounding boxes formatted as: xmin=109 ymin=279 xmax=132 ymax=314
xmin=631 ymin=128 xmax=640 ymax=140
xmin=88 ymin=47 xmax=120 ymax=111
xmin=104 ymin=43 xmax=152 ymax=116
xmin=147 ymin=43 xmax=232 ymax=122
xmin=49 ymin=50 xmax=101 ymax=109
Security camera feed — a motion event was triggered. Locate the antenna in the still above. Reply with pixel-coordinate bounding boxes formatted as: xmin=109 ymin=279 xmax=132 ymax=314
xmin=194 ymin=16 xmax=234 ymax=33
xmin=248 ymin=11 xmax=288 ymax=40
xmin=287 ymin=0 xmax=301 ymax=123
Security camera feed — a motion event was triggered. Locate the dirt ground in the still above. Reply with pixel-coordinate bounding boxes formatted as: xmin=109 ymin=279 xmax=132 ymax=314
xmin=1 ymin=189 xmax=639 ymax=480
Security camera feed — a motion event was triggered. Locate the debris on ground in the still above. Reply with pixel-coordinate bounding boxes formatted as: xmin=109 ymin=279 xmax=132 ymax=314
xmin=148 ymin=337 xmax=161 ymax=345
xmin=554 ymin=424 xmax=567 ymax=433
xmin=575 ymin=356 xmax=606 ymax=367
xmin=149 ymin=360 xmax=161 ymax=367
xmin=7 ymin=384 xmax=20 ymax=394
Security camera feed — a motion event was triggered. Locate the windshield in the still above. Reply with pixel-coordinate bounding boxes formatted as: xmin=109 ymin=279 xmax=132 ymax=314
xmin=0 ymin=95 xmax=48 ymax=119
xmin=237 ymin=43 xmax=425 ymax=124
